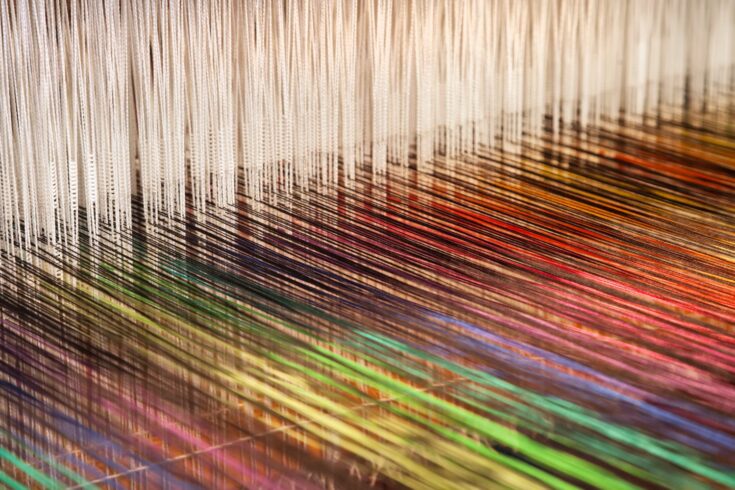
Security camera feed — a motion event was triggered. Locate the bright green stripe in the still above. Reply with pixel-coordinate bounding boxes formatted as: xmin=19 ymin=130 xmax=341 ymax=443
xmin=302 ymin=345 xmax=638 ymax=490
xmin=389 ymin=403 xmax=580 ymax=490
xmin=0 ymin=447 xmax=63 ymax=489
xmin=0 ymin=431 xmax=95 ymax=489
xmin=0 ymin=468 xmax=28 ymax=490
xmin=360 ymin=330 xmax=735 ymax=487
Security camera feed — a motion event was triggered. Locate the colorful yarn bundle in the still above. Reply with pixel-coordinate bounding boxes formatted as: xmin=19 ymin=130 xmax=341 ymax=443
xmin=0 ymin=108 xmax=733 ymax=488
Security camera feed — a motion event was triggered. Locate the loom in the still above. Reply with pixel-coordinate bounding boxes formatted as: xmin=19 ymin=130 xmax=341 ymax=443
xmin=0 ymin=1 xmax=734 ymax=488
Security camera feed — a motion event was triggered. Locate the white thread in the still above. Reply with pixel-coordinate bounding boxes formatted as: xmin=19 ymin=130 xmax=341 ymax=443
xmin=0 ymin=0 xmax=732 ymax=252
